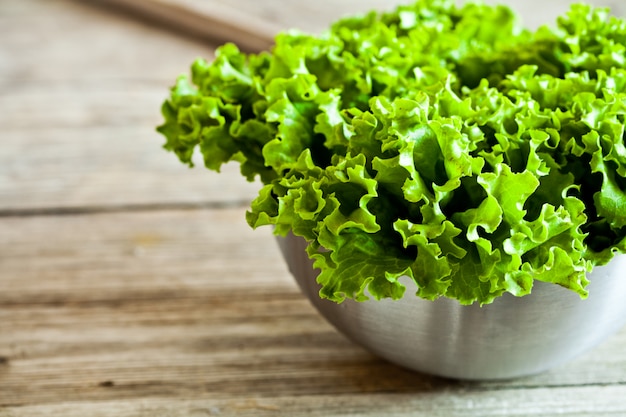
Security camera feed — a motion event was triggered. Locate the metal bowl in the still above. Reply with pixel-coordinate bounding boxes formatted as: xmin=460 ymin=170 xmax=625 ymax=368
xmin=277 ymin=234 xmax=626 ymax=380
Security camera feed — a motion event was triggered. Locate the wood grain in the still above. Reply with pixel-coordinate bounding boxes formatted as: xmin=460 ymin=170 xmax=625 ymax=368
xmin=0 ymin=0 xmax=259 ymax=211
xmin=0 ymin=209 xmax=438 ymax=406
xmin=1 ymin=209 xmax=626 ymax=416
xmin=3 ymin=387 xmax=626 ymax=417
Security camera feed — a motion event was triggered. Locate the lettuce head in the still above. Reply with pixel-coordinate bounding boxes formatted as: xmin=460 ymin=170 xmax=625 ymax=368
xmin=158 ymin=1 xmax=626 ymax=305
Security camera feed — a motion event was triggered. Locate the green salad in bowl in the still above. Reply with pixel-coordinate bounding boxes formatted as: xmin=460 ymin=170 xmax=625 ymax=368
xmin=157 ymin=0 xmax=626 ymax=379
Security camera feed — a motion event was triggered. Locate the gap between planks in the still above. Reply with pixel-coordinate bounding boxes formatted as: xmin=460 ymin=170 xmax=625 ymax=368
xmin=0 ymin=200 xmax=252 ymax=219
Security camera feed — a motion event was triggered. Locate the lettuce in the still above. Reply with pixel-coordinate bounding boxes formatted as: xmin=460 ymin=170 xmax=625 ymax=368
xmin=157 ymin=1 xmax=626 ymax=305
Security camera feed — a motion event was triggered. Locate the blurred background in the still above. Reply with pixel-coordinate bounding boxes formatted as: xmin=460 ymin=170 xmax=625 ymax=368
xmin=94 ymin=0 xmax=626 ymax=49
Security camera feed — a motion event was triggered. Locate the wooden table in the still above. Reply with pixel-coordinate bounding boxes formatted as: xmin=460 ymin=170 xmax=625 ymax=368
xmin=1 ymin=1 xmax=626 ymax=416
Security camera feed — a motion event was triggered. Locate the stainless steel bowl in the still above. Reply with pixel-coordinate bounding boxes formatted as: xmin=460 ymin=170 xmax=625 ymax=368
xmin=277 ymin=234 xmax=626 ymax=380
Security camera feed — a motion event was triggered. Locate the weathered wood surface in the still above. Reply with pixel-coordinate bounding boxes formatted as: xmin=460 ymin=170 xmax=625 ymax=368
xmin=2 ymin=0 xmax=626 ymax=416
xmin=1 ymin=209 xmax=626 ymax=416
xmin=0 ymin=0 xmax=260 ymax=212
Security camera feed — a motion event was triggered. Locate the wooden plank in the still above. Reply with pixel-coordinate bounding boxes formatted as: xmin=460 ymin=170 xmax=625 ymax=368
xmin=0 ymin=0 xmax=260 ymax=211
xmin=1 ymin=209 xmax=626 ymax=415
xmin=3 ymin=386 xmax=626 ymax=417
xmin=0 ymin=124 xmax=260 ymax=211
xmin=0 ymin=208 xmax=287 ymax=300
xmin=0 ymin=0 xmax=213 ymax=82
